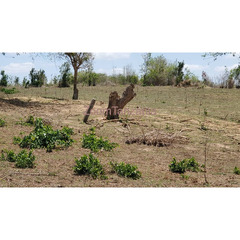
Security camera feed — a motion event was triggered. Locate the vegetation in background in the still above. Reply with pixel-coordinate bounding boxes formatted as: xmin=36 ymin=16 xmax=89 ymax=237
xmin=0 ymin=70 xmax=8 ymax=86
xmin=29 ymin=68 xmax=47 ymax=87
xmin=74 ymin=153 xmax=107 ymax=179
xmin=82 ymin=127 xmax=118 ymax=152
xmin=110 ymin=161 xmax=142 ymax=180
xmin=14 ymin=118 xmax=74 ymax=152
xmin=58 ymin=62 xmax=72 ymax=87
xmin=0 ymin=87 xmax=18 ymax=94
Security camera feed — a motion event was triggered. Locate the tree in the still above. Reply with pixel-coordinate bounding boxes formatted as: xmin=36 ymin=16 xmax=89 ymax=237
xmin=0 ymin=70 xmax=8 ymax=86
xmin=58 ymin=62 xmax=71 ymax=87
xmin=59 ymin=53 xmax=94 ymax=99
xmin=29 ymin=68 xmax=47 ymax=87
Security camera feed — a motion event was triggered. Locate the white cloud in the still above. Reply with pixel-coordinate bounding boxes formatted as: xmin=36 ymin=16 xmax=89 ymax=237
xmin=2 ymin=62 xmax=34 ymax=75
xmin=214 ymin=64 xmax=238 ymax=72
xmin=96 ymin=67 xmax=123 ymax=75
xmin=94 ymin=53 xmax=131 ymax=60
xmin=184 ymin=64 xmax=208 ymax=71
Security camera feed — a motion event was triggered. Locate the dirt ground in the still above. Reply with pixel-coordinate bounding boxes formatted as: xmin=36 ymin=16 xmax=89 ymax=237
xmin=0 ymin=87 xmax=240 ymax=187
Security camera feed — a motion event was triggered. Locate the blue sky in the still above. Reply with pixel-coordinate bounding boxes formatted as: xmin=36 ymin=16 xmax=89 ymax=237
xmin=0 ymin=52 xmax=239 ymax=83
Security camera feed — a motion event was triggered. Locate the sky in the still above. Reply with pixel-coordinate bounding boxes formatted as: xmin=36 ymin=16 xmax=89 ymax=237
xmin=0 ymin=52 xmax=239 ymax=83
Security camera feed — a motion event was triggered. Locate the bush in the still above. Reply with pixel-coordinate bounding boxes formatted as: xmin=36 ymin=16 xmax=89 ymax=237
xmin=58 ymin=62 xmax=71 ymax=87
xmin=0 ymin=87 xmax=18 ymax=94
xmin=15 ymin=150 xmax=35 ymax=168
xmin=0 ymin=118 xmax=6 ymax=127
xmin=1 ymin=149 xmax=35 ymax=168
xmin=110 ymin=161 xmax=141 ymax=180
xmin=14 ymin=118 xmax=74 ymax=152
xmin=29 ymin=68 xmax=47 ymax=87
xmin=82 ymin=127 xmax=118 ymax=152
xmin=0 ymin=70 xmax=8 ymax=86
xmin=234 ymin=167 xmax=240 ymax=175
xmin=16 ymin=115 xmax=35 ymax=126
xmin=169 ymin=157 xmax=200 ymax=173
xmin=1 ymin=149 xmax=16 ymax=162
xmin=74 ymin=154 xmax=107 ymax=179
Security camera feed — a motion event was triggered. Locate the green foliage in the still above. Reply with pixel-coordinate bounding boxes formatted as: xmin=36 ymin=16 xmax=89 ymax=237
xmin=82 ymin=127 xmax=118 ymax=152
xmin=169 ymin=157 xmax=200 ymax=174
xmin=15 ymin=150 xmax=35 ymax=168
xmin=234 ymin=167 xmax=240 ymax=175
xmin=16 ymin=115 xmax=35 ymax=126
xmin=1 ymin=149 xmax=35 ymax=168
xmin=74 ymin=154 xmax=107 ymax=179
xmin=0 ymin=87 xmax=18 ymax=94
xmin=58 ymin=62 xmax=71 ymax=87
xmin=176 ymin=61 xmax=185 ymax=86
xmin=0 ymin=118 xmax=6 ymax=127
xmin=110 ymin=161 xmax=141 ymax=180
xmin=29 ymin=68 xmax=47 ymax=87
xmin=14 ymin=118 xmax=74 ymax=152
xmin=1 ymin=149 xmax=16 ymax=162
xmin=0 ymin=70 xmax=8 ymax=86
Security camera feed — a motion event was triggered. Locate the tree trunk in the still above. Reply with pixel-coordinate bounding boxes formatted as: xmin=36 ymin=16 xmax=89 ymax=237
xmin=72 ymin=68 xmax=78 ymax=100
xmin=105 ymin=84 xmax=136 ymax=120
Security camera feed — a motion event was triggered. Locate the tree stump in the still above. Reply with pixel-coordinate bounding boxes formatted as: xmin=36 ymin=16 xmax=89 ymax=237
xmin=105 ymin=84 xmax=136 ymax=119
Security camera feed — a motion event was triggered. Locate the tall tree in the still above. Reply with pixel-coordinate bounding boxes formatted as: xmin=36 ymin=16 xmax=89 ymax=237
xmin=60 ymin=53 xmax=94 ymax=99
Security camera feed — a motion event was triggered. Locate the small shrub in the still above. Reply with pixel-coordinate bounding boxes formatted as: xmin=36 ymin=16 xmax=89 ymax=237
xmin=110 ymin=161 xmax=141 ymax=180
xmin=15 ymin=150 xmax=35 ymax=168
xmin=14 ymin=118 xmax=74 ymax=152
xmin=169 ymin=157 xmax=200 ymax=174
xmin=234 ymin=167 xmax=240 ymax=175
xmin=82 ymin=127 xmax=118 ymax=152
xmin=1 ymin=149 xmax=35 ymax=168
xmin=74 ymin=154 xmax=107 ymax=179
xmin=16 ymin=115 xmax=35 ymax=126
xmin=1 ymin=149 xmax=16 ymax=162
xmin=0 ymin=118 xmax=6 ymax=127
xmin=0 ymin=87 xmax=18 ymax=94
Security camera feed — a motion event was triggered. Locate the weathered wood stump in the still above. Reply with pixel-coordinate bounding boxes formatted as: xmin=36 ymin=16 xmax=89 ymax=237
xmin=105 ymin=84 xmax=136 ymax=120
xmin=83 ymin=98 xmax=96 ymax=123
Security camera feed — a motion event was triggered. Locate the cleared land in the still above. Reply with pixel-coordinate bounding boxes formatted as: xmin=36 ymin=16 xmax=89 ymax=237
xmin=0 ymin=86 xmax=240 ymax=187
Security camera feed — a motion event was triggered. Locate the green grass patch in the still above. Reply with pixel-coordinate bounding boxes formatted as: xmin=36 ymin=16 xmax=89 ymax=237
xmin=0 ymin=87 xmax=19 ymax=94
xmin=0 ymin=118 xmax=6 ymax=127
xmin=234 ymin=167 xmax=240 ymax=175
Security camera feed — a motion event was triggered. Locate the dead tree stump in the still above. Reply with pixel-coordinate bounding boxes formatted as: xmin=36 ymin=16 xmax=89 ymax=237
xmin=105 ymin=84 xmax=136 ymax=120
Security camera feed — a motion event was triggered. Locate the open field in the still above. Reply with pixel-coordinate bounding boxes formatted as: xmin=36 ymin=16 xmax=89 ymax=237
xmin=0 ymin=85 xmax=240 ymax=187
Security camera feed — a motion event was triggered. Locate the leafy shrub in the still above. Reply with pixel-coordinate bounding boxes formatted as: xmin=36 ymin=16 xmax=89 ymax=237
xmin=110 ymin=161 xmax=141 ymax=180
xmin=0 ymin=118 xmax=6 ymax=127
xmin=16 ymin=115 xmax=35 ymax=126
xmin=15 ymin=150 xmax=35 ymax=168
xmin=0 ymin=87 xmax=18 ymax=94
xmin=29 ymin=68 xmax=47 ymax=87
xmin=74 ymin=154 xmax=107 ymax=179
xmin=14 ymin=118 xmax=74 ymax=152
xmin=1 ymin=149 xmax=16 ymax=162
xmin=82 ymin=127 xmax=118 ymax=152
xmin=234 ymin=167 xmax=240 ymax=175
xmin=0 ymin=70 xmax=8 ymax=86
xmin=169 ymin=157 xmax=200 ymax=174
xmin=1 ymin=149 xmax=35 ymax=168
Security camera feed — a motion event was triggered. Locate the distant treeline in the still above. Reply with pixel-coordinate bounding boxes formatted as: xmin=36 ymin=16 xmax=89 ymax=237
xmin=1 ymin=54 xmax=240 ymax=88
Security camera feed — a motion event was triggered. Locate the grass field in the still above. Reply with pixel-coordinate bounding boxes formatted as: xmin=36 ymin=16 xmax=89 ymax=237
xmin=0 ymin=85 xmax=240 ymax=187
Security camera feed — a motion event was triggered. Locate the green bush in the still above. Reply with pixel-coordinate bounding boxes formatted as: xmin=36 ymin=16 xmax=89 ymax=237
xmin=0 ymin=118 xmax=6 ymax=127
xmin=169 ymin=157 xmax=200 ymax=174
xmin=1 ymin=149 xmax=35 ymax=168
xmin=82 ymin=127 xmax=118 ymax=152
xmin=14 ymin=118 xmax=74 ymax=152
xmin=234 ymin=167 xmax=240 ymax=175
xmin=1 ymin=149 xmax=16 ymax=162
xmin=15 ymin=150 xmax=35 ymax=168
xmin=110 ymin=161 xmax=141 ymax=180
xmin=0 ymin=87 xmax=18 ymax=94
xmin=74 ymin=154 xmax=107 ymax=179
xmin=16 ymin=115 xmax=35 ymax=126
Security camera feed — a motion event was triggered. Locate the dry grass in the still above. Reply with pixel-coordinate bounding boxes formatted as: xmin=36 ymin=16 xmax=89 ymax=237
xmin=0 ymin=85 xmax=240 ymax=187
